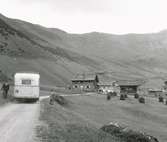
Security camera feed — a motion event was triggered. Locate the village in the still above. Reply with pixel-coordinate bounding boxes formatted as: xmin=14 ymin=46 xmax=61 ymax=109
xmin=68 ymin=72 xmax=167 ymax=104
xmin=45 ymin=72 xmax=167 ymax=142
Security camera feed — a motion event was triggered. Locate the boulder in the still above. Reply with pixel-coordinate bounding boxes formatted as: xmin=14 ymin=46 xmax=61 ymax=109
xmin=100 ymin=123 xmax=159 ymax=142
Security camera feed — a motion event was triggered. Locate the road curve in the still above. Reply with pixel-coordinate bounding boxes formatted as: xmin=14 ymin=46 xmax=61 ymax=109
xmin=0 ymin=102 xmax=40 ymax=142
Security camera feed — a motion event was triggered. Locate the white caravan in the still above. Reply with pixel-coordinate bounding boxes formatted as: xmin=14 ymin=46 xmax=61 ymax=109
xmin=14 ymin=72 xmax=40 ymax=101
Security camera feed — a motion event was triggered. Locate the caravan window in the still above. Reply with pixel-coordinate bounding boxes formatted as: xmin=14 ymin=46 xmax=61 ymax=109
xmin=22 ymin=79 xmax=32 ymax=85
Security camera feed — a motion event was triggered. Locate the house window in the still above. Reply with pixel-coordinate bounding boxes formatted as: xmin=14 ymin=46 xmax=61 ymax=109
xmin=74 ymin=85 xmax=78 ymax=88
xmin=86 ymin=85 xmax=90 ymax=89
xmin=22 ymin=79 xmax=31 ymax=85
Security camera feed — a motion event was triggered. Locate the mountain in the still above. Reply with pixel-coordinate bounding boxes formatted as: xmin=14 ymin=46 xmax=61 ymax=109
xmin=1 ymin=13 xmax=167 ymax=86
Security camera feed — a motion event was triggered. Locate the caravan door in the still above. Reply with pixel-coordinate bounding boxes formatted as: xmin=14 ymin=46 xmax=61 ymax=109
xmin=20 ymin=79 xmax=33 ymax=97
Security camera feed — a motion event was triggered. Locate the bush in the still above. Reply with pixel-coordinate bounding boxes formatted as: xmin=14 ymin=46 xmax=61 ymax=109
xmin=54 ymin=95 xmax=69 ymax=106
xmin=49 ymin=96 xmax=54 ymax=105
xmin=134 ymin=93 xmax=139 ymax=99
xmin=112 ymin=92 xmax=117 ymax=96
xmin=124 ymin=94 xmax=128 ymax=98
xmin=120 ymin=94 xmax=125 ymax=100
xmin=106 ymin=92 xmax=117 ymax=100
xmin=165 ymin=100 xmax=167 ymax=105
xmin=50 ymin=94 xmax=69 ymax=106
xmin=159 ymin=96 xmax=164 ymax=103
xmin=138 ymin=97 xmax=145 ymax=104
xmin=106 ymin=93 xmax=111 ymax=100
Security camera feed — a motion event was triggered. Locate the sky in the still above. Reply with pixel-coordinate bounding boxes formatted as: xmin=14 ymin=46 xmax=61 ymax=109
xmin=0 ymin=0 xmax=167 ymax=34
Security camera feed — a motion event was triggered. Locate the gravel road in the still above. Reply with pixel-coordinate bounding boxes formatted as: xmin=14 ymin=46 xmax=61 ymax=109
xmin=0 ymin=101 xmax=41 ymax=142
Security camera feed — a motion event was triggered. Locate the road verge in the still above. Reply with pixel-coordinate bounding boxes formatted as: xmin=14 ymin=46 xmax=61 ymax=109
xmin=36 ymin=98 xmax=121 ymax=142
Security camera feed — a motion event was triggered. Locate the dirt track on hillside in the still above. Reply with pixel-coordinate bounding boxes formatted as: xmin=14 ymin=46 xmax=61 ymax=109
xmin=0 ymin=102 xmax=40 ymax=142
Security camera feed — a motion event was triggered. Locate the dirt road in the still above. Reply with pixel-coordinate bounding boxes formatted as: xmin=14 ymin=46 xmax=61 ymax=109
xmin=0 ymin=101 xmax=40 ymax=142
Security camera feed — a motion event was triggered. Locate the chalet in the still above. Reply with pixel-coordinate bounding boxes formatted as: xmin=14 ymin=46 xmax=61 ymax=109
xmin=139 ymin=78 xmax=164 ymax=96
xmin=148 ymin=89 xmax=162 ymax=97
xmin=117 ymin=80 xmax=144 ymax=95
xmin=97 ymin=73 xmax=117 ymax=94
xmin=97 ymin=81 xmax=115 ymax=93
xmin=71 ymin=74 xmax=99 ymax=92
xmin=162 ymin=80 xmax=167 ymax=92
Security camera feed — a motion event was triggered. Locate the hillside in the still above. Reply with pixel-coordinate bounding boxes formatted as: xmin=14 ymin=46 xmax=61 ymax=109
xmin=64 ymin=95 xmax=165 ymax=141
xmin=1 ymin=13 xmax=167 ymax=86
xmin=0 ymin=14 xmax=102 ymax=86
xmin=38 ymin=95 xmax=164 ymax=142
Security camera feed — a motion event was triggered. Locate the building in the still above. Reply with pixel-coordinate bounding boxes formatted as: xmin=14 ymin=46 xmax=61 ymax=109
xmin=117 ymin=80 xmax=144 ymax=95
xmin=162 ymin=80 xmax=167 ymax=92
xmin=97 ymin=73 xmax=117 ymax=94
xmin=97 ymin=81 xmax=115 ymax=94
xmin=71 ymin=74 xmax=99 ymax=92
xmin=148 ymin=89 xmax=162 ymax=97
xmin=139 ymin=78 xmax=164 ymax=96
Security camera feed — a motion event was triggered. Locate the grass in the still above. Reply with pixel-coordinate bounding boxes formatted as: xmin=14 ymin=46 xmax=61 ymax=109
xmin=37 ymin=98 xmax=122 ymax=142
xmin=65 ymin=95 xmax=166 ymax=142
xmin=40 ymin=85 xmax=83 ymax=95
xmin=37 ymin=94 xmax=167 ymax=142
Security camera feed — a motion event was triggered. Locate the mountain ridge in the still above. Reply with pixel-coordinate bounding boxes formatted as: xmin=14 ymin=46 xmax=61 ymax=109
xmin=0 ymin=13 xmax=167 ymax=86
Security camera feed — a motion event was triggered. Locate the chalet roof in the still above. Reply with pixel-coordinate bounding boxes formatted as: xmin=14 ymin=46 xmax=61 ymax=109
xmin=97 ymin=82 xmax=113 ymax=86
xmin=117 ymin=80 xmax=144 ymax=86
xmin=71 ymin=74 xmax=96 ymax=81
xmin=139 ymin=78 xmax=164 ymax=90
xmin=148 ymin=89 xmax=162 ymax=92
xmin=97 ymin=74 xmax=115 ymax=86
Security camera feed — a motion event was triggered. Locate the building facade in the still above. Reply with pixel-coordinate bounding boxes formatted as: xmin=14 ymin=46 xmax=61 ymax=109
xmin=71 ymin=74 xmax=99 ymax=92
xmin=117 ymin=80 xmax=144 ymax=95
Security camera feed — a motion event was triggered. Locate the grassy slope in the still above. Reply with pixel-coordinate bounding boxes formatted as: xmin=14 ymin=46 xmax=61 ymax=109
xmin=38 ymin=99 xmax=122 ymax=142
xmin=0 ymin=15 xmax=104 ymax=86
xmin=65 ymin=95 xmax=167 ymax=142
xmin=2 ymin=14 xmax=167 ymax=86
xmin=39 ymin=95 xmax=167 ymax=142
xmin=9 ymin=18 xmax=167 ymax=81
xmin=0 ymin=14 xmax=102 ymax=86
xmin=14 ymin=20 xmax=167 ymax=79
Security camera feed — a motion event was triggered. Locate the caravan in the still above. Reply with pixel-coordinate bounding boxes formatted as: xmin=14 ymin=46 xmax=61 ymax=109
xmin=14 ymin=72 xmax=40 ymax=101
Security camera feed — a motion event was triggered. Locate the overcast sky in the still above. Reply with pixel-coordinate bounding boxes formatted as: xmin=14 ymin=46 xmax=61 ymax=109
xmin=0 ymin=0 xmax=167 ymax=34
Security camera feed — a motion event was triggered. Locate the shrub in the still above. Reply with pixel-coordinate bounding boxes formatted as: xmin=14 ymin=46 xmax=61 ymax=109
xmin=138 ymin=97 xmax=145 ymax=104
xmin=49 ymin=94 xmax=55 ymax=105
xmin=165 ymin=100 xmax=167 ymax=105
xmin=106 ymin=92 xmax=117 ymax=100
xmin=54 ymin=94 xmax=68 ymax=106
xmin=112 ymin=92 xmax=117 ymax=96
xmin=120 ymin=94 xmax=125 ymax=100
xmin=124 ymin=94 xmax=128 ymax=98
xmin=50 ymin=94 xmax=69 ymax=106
xmin=134 ymin=93 xmax=139 ymax=99
xmin=106 ymin=93 xmax=111 ymax=100
xmin=159 ymin=96 xmax=164 ymax=103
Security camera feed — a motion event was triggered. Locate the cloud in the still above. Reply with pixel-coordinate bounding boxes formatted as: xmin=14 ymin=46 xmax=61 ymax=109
xmin=16 ymin=0 xmax=112 ymax=13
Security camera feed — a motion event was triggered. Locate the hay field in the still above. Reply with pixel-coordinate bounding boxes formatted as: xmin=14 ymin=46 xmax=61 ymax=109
xmin=65 ymin=95 xmax=167 ymax=142
xmin=38 ymin=94 xmax=167 ymax=142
